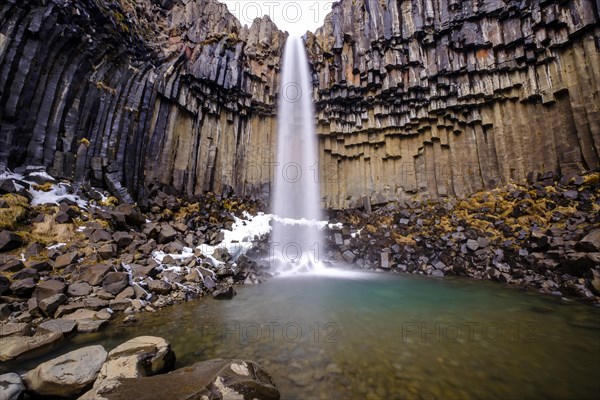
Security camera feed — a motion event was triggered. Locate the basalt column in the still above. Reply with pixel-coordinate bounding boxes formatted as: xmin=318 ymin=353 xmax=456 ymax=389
xmin=307 ymin=0 xmax=600 ymax=209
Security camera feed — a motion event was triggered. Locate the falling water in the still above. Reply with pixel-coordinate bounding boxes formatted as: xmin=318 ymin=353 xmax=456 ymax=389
xmin=271 ymin=36 xmax=325 ymax=274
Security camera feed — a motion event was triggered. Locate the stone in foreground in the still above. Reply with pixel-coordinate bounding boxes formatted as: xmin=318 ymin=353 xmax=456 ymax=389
xmin=96 ymin=359 xmax=280 ymax=400
xmin=0 ymin=372 xmax=25 ymax=400
xmin=23 ymin=345 xmax=107 ymax=397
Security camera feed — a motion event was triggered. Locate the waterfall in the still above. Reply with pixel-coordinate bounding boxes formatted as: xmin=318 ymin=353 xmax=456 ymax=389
xmin=270 ymin=36 xmax=325 ymax=274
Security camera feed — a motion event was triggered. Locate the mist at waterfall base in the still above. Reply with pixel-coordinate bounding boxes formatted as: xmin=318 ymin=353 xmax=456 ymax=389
xmin=270 ymin=36 xmax=332 ymax=275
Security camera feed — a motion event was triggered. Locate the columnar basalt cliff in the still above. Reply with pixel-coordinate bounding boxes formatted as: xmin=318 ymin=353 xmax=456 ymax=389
xmin=307 ymin=0 xmax=600 ymax=209
xmin=1 ymin=0 xmax=599 ymax=210
xmin=0 ymin=0 xmax=284 ymax=203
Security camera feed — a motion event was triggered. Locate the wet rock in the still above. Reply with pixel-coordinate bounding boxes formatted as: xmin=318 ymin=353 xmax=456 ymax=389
xmin=0 ymin=230 xmax=23 ymax=252
xmin=102 ymin=272 xmax=129 ymax=295
xmin=23 ymin=345 xmax=107 ymax=397
xmin=213 ymin=286 xmax=236 ymax=300
xmin=89 ymin=359 xmax=279 ymax=400
xmin=0 ymin=373 xmax=25 ymax=400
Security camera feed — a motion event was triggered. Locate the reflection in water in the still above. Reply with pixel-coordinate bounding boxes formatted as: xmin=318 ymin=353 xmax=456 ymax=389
xmin=5 ymin=273 xmax=600 ymax=399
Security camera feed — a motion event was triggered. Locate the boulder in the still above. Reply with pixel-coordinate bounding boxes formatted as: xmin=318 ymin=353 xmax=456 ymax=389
xmin=39 ymin=293 xmax=68 ymax=316
xmin=37 ymin=318 xmax=77 ymax=334
xmin=34 ymin=279 xmax=66 ymax=302
xmin=115 ymin=204 xmax=145 ymax=227
xmin=212 ymin=286 xmax=236 ymax=300
xmin=102 ymin=272 xmax=129 ymax=295
xmin=90 ymin=359 xmax=280 ymax=400
xmin=0 ymin=322 xmax=31 ymax=337
xmin=0 ymin=331 xmax=63 ymax=361
xmin=0 ymin=259 xmax=24 ymax=273
xmin=577 ymin=230 xmax=600 ymax=252
xmin=113 ymin=232 xmax=134 ymax=249
xmin=147 ymin=280 xmax=172 ymax=295
xmin=0 ymin=275 xmax=11 ymax=296
xmin=9 ymin=278 xmax=36 ymax=297
xmin=80 ymin=336 xmax=177 ymax=398
xmin=0 ymin=373 xmax=25 ymax=400
xmin=12 ymin=268 xmax=39 ymax=281
xmin=68 ymin=281 xmax=92 ymax=297
xmin=90 ymin=229 xmax=114 ymax=243
xmin=98 ymin=243 xmax=118 ymax=260
xmin=54 ymin=251 xmax=79 ymax=269
xmin=23 ymin=345 xmax=107 ymax=397
xmin=81 ymin=264 xmax=111 ymax=285
xmin=0 ymin=302 xmax=11 ymax=319
xmin=0 ymin=230 xmax=23 ymax=252
xmin=77 ymin=319 xmax=108 ymax=333
xmin=157 ymin=225 xmax=178 ymax=244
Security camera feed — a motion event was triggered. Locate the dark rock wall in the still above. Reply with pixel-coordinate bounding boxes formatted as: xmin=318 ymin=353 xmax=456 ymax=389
xmin=308 ymin=0 xmax=600 ymax=209
xmin=0 ymin=0 xmax=284 ymax=203
xmin=1 ymin=0 xmax=599 ymax=210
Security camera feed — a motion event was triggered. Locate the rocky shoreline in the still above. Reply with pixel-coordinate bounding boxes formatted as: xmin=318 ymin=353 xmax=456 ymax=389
xmin=0 ymin=335 xmax=280 ymax=399
xmin=1 ymin=167 xmax=272 ymax=363
xmin=325 ymin=171 xmax=600 ymax=305
xmin=1 ymin=167 xmax=599 ymax=392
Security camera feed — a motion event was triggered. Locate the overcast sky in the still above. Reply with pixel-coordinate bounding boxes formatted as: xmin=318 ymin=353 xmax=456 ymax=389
xmin=222 ymin=1 xmax=336 ymax=37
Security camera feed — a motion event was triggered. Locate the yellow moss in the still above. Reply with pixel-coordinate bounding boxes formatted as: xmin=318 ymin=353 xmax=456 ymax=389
xmin=79 ymin=138 xmax=91 ymax=147
xmin=366 ymin=224 xmax=377 ymax=234
xmin=175 ymin=202 xmax=201 ymax=221
xmin=583 ymin=172 xmax=600 ymax=186
xmin=392 ymin=232 xmax=416 ymax=246
xmin=0 ymin=194 xmax=30 ymax=230
xmin=33 ymin=182 xmax=53 ymax=192
xmin=28 ymin=215 xmax=76 ymax=244
xmin=100 ymin=196 xmax=119 ymax=207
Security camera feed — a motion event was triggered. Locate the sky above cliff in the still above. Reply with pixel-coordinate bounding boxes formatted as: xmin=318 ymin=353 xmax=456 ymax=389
xmin=222 ymin=1 xmax=335 ymax=36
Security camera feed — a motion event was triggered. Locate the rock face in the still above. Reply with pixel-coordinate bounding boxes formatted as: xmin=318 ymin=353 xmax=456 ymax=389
xmin=0 ymin=0 xmax=284 ymax=204
xmin=23 ymin=345 xmax=108 ymax=397
xmin=307 ymin=0 xmax=600 ymax=208
xmin=1 ymin=0 xmax=599 ymax=209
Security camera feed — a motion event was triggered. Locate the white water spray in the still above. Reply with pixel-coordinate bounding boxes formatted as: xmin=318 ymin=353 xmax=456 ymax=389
xmin=270 ymin=36 xmax=326 ymax=274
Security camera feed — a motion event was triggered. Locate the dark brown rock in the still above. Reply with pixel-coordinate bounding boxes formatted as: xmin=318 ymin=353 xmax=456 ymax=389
xmin=102 ymin=272 xmax=129 ymax=295
xmin=0 ymin=230 xmax=23 ymax=252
